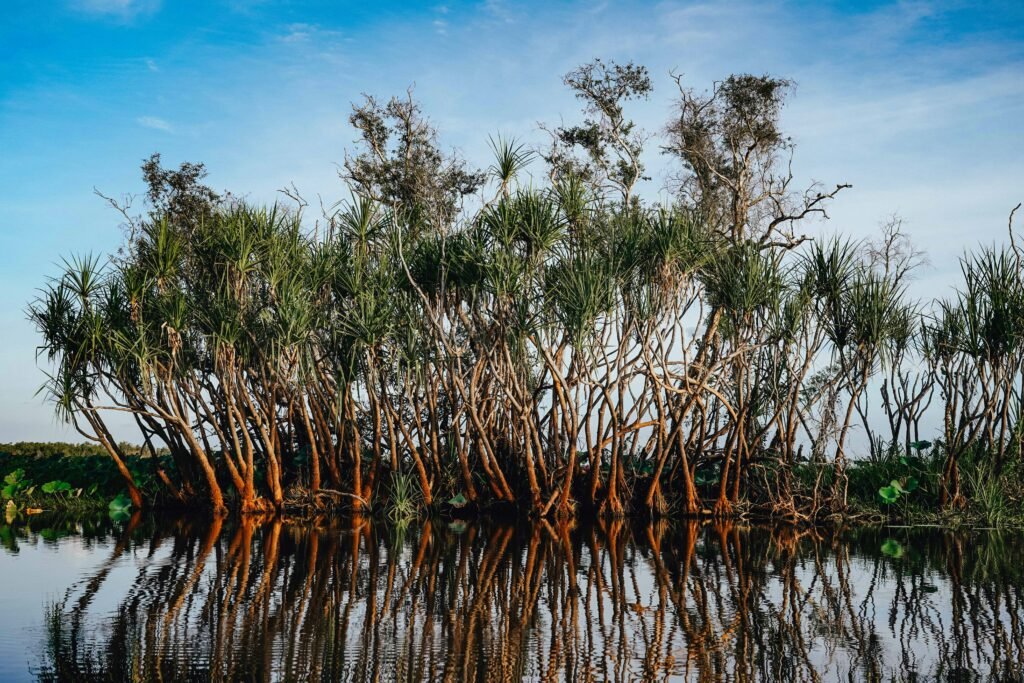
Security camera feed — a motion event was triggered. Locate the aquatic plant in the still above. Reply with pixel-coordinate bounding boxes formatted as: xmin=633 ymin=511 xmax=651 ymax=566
xmin=2 ymin=469 xmax=32 ymax=500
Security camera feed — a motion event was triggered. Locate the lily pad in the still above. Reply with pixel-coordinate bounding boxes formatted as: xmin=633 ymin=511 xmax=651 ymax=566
xmin=447 ymin=493 xmax=468 ymax=508
xmin=108 ymin=508 xmax=132 ymax=523
xmin=39 ymin=528 xmax=71 ymax=541
xmin=108 ymin=493 xmax=133 ymax=512
xmin=878 ymin=485 xmax=900 ymax=504
xmin=881 ymin=539 xmax=904 ymax=558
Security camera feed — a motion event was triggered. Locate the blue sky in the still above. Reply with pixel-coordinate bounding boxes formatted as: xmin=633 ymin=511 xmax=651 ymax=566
xmin=1 ymin=0 xmax=1022 ymax=441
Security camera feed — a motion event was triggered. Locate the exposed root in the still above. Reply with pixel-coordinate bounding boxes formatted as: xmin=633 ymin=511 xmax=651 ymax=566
xmin=946 ymin=493 xmax=967 ymax=511
xmin=599 ymin=494 xmax=626 ymax=518
xmin=649 ymin=486 xmax=669 ymax=517
xmin=711 ymin=496 xmax=732 ymax=518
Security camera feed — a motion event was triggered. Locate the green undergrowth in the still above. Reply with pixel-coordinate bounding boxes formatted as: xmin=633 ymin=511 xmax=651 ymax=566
xmin=5 ymin=443 xmax=1024 ymax=528
xmin=791 ymin=447 xmax=1024 ymax=528
xmin=0 ymin=445 xmax=160 ymax=517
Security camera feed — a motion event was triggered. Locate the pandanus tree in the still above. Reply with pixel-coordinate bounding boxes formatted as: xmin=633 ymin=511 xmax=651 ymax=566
xmin=805 ymin=238 xmax=913 ymax=509
xmin=925 ymin=246 xmax=1024 ymax=508
xmin=546 ymin=229 xmax=618 ymax=512
xmin=31 ymin=255 xmax=147 ymax=509
xmin=632 ymin=207 xmax=710 ymax=515
xmin=29 ymin=59 xmax=1024 ymax=518
xmin=700 ymin=241 xmax=786 ymax=515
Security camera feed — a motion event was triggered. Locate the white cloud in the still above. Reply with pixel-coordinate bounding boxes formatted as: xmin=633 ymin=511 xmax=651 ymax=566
xmin=281 ymin=23 xmax=314 ymax=43
xmin=280 ymin=23 xmax=343 ymax=44
xmin=145 ymin=58 xmax=159 ymax=72
xmin=136 ymin=115 xmax=172 ymax=132
xmin=71 ymin=0 xmax=160 ymax=20
xmin=483 ymin=0 xmax=516 ymax=23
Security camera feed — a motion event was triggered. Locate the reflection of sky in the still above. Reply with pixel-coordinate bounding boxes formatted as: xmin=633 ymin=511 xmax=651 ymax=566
xmin=0 ymin=522 xmax=1018 ymax=680
xmin=0 ymin=529 xmax=194 ymax=681
xmin=2 ymin=1 xmax=1023 ymax=443
xmin=0 ymin=534 xmax=114 ymax=682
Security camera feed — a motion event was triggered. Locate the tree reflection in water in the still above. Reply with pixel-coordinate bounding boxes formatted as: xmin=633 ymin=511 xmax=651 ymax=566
xmin=35 ymin=515 xmax=1024 ymax=682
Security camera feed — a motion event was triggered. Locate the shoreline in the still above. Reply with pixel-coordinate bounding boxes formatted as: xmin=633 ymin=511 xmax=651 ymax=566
xmin=5 ymin=446 xmax=1024 ymax=529
xmin=6 ymin=489 xmax=1023 ymax=532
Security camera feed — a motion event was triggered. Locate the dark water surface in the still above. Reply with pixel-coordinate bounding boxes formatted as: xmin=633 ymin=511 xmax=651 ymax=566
xmin=0 ymin=514 xmax=1021 ymax=682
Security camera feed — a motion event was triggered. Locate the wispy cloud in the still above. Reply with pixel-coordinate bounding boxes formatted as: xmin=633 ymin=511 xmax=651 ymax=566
xmin=483 ymin=0 xmax=516 ymax=23
xmin=71 ymin=0 xmax=161 ymax=20
xmin=281 ymin=22 xmax=314 ymax=43
xmin=145 ymin=58 xmax=159 ymax=72
xmin=136 ymin=115 xmax=172 ymax=132
xmin=280 ymin=23 xmax=343 ymax=44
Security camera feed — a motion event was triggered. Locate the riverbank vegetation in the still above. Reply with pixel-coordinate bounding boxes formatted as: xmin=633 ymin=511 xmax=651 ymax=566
xmin=27 ymin=59 xmax=1024 ymax=520
xmin=0 ymin=444 xmax=162 ymax=518
xmin=3 ymin=443 xmax=1021 ymax=527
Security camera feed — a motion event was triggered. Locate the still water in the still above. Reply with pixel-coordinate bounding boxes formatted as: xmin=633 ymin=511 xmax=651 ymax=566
xmin=0 ymin=513 xmax=1021 ymax=682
